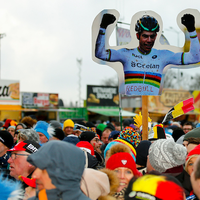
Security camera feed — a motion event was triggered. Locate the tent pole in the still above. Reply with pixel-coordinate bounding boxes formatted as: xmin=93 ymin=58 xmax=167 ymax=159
xmin=119 ymin=93 xmax=123 ymax=131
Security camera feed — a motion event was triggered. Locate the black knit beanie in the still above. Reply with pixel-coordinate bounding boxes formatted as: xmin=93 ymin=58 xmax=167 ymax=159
xmin=0 ymin=130 xmax=14 ymax=149
xmin=135 ymin=140 xmax=151 ymax=167
xmin=79 ymin=131 xmax=97 ymax=143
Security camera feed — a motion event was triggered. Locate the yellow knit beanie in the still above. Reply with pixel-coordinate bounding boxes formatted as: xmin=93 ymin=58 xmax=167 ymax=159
xmin=63 ymin=119 xmax=74 ymax=130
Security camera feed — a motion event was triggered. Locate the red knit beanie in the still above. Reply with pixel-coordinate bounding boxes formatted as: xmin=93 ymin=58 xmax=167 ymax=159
xmin=106 ymin=152 xmax=142 ymax=177
xmin=186 ymin=144 xmax=200 ymax=161
xmin=76 ymin=141 xmax=95 ymax=156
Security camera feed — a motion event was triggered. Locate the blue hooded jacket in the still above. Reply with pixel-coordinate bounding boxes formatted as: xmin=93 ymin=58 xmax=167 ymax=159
xmin=27 ymin=140 xmax=91 ymax=200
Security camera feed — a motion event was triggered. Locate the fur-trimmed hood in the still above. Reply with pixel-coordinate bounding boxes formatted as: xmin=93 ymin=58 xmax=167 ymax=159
xmin=99 ymin=168 xmax=119 ymax=200
xmin=107 ymin=143 xmax=131 ymax=160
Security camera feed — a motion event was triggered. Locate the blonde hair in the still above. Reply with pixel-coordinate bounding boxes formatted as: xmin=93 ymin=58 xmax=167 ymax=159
xmin=17 ymin=132 xmax=28 ymax=142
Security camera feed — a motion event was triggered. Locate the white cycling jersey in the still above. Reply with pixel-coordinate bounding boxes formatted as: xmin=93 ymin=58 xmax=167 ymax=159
xmin=95 ymin=28 xmax=200 ymax=95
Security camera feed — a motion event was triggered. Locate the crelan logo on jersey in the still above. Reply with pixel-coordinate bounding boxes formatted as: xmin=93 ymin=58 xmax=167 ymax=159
xmin=121 ymin=160 xmax=127 ymax=165
xmin=131 ymin=61 xmax=159 ymax=69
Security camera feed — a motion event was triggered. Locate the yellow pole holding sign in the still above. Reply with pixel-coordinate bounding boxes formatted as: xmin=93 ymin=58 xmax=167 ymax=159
xmin=142 ymin=96 xmax=148 ymax=140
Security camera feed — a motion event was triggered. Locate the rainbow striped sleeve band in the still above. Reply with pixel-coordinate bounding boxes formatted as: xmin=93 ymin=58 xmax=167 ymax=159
xmin=125 ymin=71 xmax=162 ymax=88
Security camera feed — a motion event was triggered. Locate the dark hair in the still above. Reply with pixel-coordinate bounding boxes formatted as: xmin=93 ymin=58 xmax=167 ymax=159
xmin=187 ymin=137 xmax=200 ymax=145
xmin=86 ymin=121 xmax=96 ymax=128
xmin=172 ymin=127 xmax=184 ymax=142
xmin=163 ymin=121 xmax=170 ymax=126
xmin=183 ymin=121 xmax=194 ymax=128
xmin=16 ymin=123 xmax=27 ymax=129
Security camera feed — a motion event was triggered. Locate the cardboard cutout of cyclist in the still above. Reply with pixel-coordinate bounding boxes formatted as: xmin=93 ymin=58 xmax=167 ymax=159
xmin=92 ymin=9 xmax=200 ymax=96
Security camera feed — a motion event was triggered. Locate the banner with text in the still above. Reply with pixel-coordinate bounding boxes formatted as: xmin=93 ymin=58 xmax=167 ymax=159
xmin=0 ymin=79 xmax=20 ymax=105
xmin=87 ymin=85 xmax=119 ymax=107
xmin=148 ymin=88 xmax=200 ymax=114
xmin=22 ymin=92 xmax=59 ymax=109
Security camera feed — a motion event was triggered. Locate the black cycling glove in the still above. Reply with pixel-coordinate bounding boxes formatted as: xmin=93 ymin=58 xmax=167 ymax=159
xmin=181 ymin=14 xmax=195 ymax=32
xmin=100 ymin=14 xmax=116 ymax=29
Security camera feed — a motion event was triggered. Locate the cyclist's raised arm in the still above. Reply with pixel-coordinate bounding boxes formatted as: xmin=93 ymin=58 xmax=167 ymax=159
xmin=167 ymin=14 xmax=200 ymax=65
xmin=95 ymin=14 xmax=124 ymax=63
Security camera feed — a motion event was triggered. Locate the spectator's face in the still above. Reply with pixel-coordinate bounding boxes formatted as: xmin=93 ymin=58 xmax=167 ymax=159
xmin=183 ymin=125 xmax=193 ymax=134
xmin=187 ymin=143 xmax=198 ymax=153
xmin=191 ymin=158 xmax=200 ymax=199
xmin=137 ymin=31 xmax=157 ymax=53
xmin=73 ymin=130 xmax=82 ymax=137
xmin=8 ymin=151 xmax=31 ymax=180
xmin=115 ymin=126 xmax=122 ymax=131
xmin=134 ymin=126 xmax=140 ymax=133
xmin=14 ymin=134 xmax=18 ymax=143
xmin=187 ymin=156 xmax=198 ymax=175
xmin=32 ymin=168 xmax=56 ymax=191
xmin=114 ymin=167 xmax=134 ymax=192
xmin=0 ymin=141 xmax=8 ymax=157
xmin=90 ymin=137 xmax=102 ymax=153
xmin=101 ymin=129 xmax=111 ymax=144
xmin=183 ymin=140 xmax=189 ymax=148
xmin=64 ymin=126 xmax=73 ymax=136
xmin=38 ymin=132 xmax=48 ymax=144
xmin=16 ymin=125 xmax=24 ymax=130
xmin=8 ymin=128 xmax=15 ymax=137
xmin=108 ymin=138 xmax=113 ymax=143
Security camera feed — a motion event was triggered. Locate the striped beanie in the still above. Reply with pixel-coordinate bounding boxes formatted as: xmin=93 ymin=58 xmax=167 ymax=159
xmin=104 ymin=138 xmax=136 ymax=161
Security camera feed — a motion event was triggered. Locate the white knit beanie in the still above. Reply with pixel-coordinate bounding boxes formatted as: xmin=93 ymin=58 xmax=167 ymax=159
xmin=148 ymin=139 xmax=187 ymax=173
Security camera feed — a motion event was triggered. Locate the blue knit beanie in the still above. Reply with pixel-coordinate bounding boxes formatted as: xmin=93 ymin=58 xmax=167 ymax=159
xmin=34 ymin=121 xmax=50 ymax=140
xmin=104 ymin=141 xmax=119 ymax=158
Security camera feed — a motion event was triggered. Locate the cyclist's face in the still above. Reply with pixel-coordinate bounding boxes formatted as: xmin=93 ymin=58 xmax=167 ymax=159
xmin=137 ymin=31 xmax=157 ymax=53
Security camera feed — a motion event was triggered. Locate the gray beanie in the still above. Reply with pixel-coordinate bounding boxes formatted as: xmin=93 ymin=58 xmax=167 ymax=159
xmin=184 ymin=127 xmax=200 ymax=141
xmin=148 ymin=139 xmax=187 ymax=173
xmin=20 ymin=129 xmax=40 ymax=143
xmin=49 ymin=120 xmax=62 ymax=129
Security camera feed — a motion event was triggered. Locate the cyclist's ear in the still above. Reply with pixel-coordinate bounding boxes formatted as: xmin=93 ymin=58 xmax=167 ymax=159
xmin=136 ymin=33 xmax=140 ymax=40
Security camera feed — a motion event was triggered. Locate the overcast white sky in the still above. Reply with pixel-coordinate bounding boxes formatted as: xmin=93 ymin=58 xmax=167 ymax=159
xmin=0 ymin=0 xmax=200 ymax=106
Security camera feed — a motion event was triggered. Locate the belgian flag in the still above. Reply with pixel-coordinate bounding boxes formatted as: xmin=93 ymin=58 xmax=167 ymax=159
xmin=162 ymin=98 xmax=194 ymax=123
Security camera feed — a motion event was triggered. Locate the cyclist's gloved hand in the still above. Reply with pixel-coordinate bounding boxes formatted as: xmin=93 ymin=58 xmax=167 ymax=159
xmin=100 ymin=14 xmax=116 ymax=29
xmin=181 ymin=14 xmax=195 ymax=32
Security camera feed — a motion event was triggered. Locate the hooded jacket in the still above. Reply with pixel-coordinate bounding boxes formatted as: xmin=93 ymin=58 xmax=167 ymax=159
xmin=27 ymin=140 xmax=91 ymax=200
